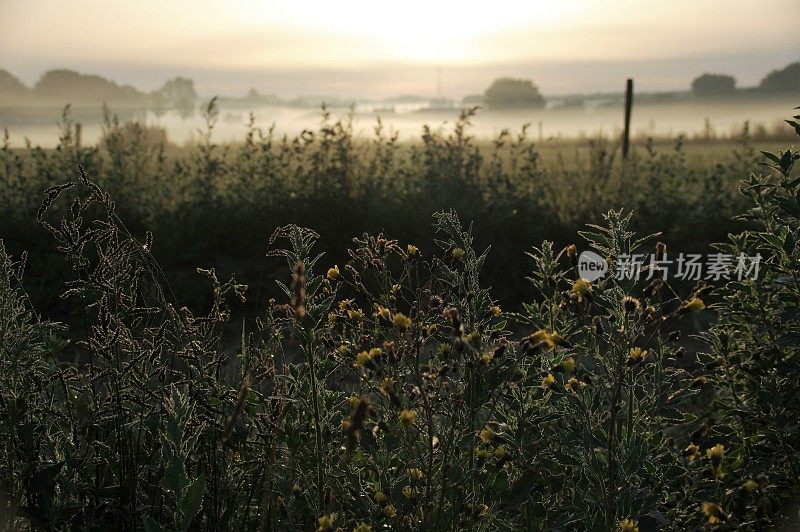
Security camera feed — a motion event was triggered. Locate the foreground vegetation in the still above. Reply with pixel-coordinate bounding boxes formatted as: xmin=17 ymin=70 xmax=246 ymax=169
xmin=0 ymin=107 xmax=799 ymax=530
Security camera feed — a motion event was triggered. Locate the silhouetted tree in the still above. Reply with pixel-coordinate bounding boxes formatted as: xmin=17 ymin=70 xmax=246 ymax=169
xmin=759 ymin=62 xmax=800 ymax=93
xmin=33 ymin=69 xmax=146 ymax=105
xmin=152 ymin=77 xmax=198 ymax=116
xmin=691 ymin=73 xmax=736 ymax=97
xmin=484 ymin=78 xmax=545 ymax=109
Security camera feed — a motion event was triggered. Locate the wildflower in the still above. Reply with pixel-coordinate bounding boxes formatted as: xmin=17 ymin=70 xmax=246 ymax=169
xmin=542 ymin=373 xmax=556 ymax=389
xmin=353 ymin=523 xmax=372 ymax=532
xmin=355 ymin=351 xmax=373 ymax=367
xmin=623 ymin=295 xmax=642 ymax=314
xmin=627 ymin=347 xmax=649 ymax=365
xmin=374 ymin=491 xmax=387 ymax=504
xmin=393 ymin=312 xmax=412 ymax=331
xmin=526 ymin=330 xmax=557 ymax=350
xmin=742 ymin=479 xmax=760 ymax=493
xmin=683 ymin=443 xmax=700 ymax=462
xmin=566 ymin=377 xmax=586 ymax=392
xmin=475 ymin=503 xmax=490 ymax=519
xmin=490 ymin=305 xmax=502 ymax=316
xmin=479 ymin=352 xmax=494 ymax=365
xmin=391 ymin=283 xmax=401 ymax=294
xmin=402 ymin=485 xmax=414 ymax=499
xmin=479 ymin=426 xmax=496 ymax=444
xmin=655 ymin=241 xmax=667 ymax=261
xmin=680 ymin=297 xmax=705 ymax=313
xmin=706 ymin=443 xmax=725 ymax=478
xmin=317 ymin=514 xmax=336 ymax=531
xmin=473 ymin=447 xmax=491 ymax=461
xmin=399 ymin=409 xmax=417 ymax=428
xmin=375 ymin=305 xmax=391 ymax=322
xmin=408 ymin=468 xmax=423 ymax=481
xmin=347 ymin=308 xmax=364 ymax=320
xmin=326 ymin=265 xmax=340 ymax=280
xmin=618 ymin=518 xmax=639 ymax=532
xmin=566 ymin=243 xmax=578 ymax=257
xmin=452 ymin=247 xmax=465 ymax=259
xmin=426 ymin=323 xmax=438 ymax=336
xmin=328 ymin=312 xmax=338 ymax=324
xmin=494 ymin=445 xmax=508 ymax=460
xmin=465 ymin=331 xmax=480 ymax=347
xmin=407 ymin=244 xmax=418 ymax=256
xmin=571 ymin=279 xmax=592 ymax=303
xmin=562 ymin=356 xmax=576 ymax=373
xmin=348 ymin=393 xmax=360 ymax=409
xmin=338 ymin=344 xmax=350 ymax=356
xmin=383 ymin=505 xmax=397 ymax=518
xmin=701 ymin=502 xmax=726 ymax=524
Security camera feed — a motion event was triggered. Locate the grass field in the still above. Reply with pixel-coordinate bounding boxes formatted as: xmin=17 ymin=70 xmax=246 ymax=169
xmin=1 ymin=105 xmax=799 ymax=530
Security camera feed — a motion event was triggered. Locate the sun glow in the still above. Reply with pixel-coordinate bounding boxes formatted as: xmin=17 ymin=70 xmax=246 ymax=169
xmin=249 ymin=0 xmax=578 ymax=64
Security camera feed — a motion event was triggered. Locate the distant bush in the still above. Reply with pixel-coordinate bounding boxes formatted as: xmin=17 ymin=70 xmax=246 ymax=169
xmin=484 ymin=77 xmax=545 ymax=109
xmin=691 ymin=73 xmax=737 ymax=97
xmin=759 ymin=61 xmax=800 ymax=93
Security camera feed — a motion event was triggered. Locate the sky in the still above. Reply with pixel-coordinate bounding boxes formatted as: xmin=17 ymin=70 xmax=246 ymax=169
xmin=1 ymin=0 xmax=798 ymax=98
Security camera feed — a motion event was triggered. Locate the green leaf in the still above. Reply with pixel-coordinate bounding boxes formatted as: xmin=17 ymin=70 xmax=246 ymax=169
xmin=177 ymin=474 xmax=206 ymax=531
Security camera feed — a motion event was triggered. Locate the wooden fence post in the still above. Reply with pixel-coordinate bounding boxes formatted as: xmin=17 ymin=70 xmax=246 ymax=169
xmin=622 ymin=79 xmax=633 ymax=159
xmin=75 ymin=123 xmax=82 ymax=149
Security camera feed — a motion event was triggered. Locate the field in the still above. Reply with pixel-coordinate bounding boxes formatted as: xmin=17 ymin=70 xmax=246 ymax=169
xmin=1 ymin=103 xmax=799 ymax=530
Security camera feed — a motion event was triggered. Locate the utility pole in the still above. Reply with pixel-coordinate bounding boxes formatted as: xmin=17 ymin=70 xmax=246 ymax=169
xmin=622 ymin=79 xmax=633 ymax=159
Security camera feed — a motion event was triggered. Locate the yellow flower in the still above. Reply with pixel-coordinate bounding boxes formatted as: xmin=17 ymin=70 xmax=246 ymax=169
xmin=326 ymin=265 xmax=340 ymax=280
xmin=348 ymin=393 xmax=360 ymax=409
xmin=338 ymin=299 xmax=354 ymax=311
xmin=618 ymin=518 xmax=638 ymax=532
xmin=562 ymin=356 xmax=576 ymax=373
xmin=479 ymin=426 xmax=496 ymax=444
xmin=683 ymin=443 xmax=700 ymax=462
xmin=399 ymin=409 xmax=417 ymax=428
xmin=338 ymin=344 xmax=350 ymax=355
xmin=571 ymin=279 xmax=592 ymax=303
xmin=542 ymin=373 xmax=556 ymax=389
xmin=566 ymin=243 xmax=578 ymax=256
xmin=374 ymin=491 xmax=387 ymax=504
xmin=475 ymin=503 xmax=490 ymax=519
xmin=408 ymin=468 xmax=424 ymax=481
xmin=491 ymin=305 xmax=502 ymax=316
xmin=530 ymin=330 xmax=556 ymax=350
xmin=355 ymin=351 xmax=372 ymax=367
xmin=473 ymin=447 xmax=491 ymax=460
xmin=353 ymin=523 xmax=372 ymax=532
xmin=383 ymin=505 xmax=397 ymax=518
xmin=494 ymin=445 xmax=508 ymax=460
xmin=627 ymin=347 xmax=649 ymax=365
xmin=566 ymin=376 xmax=586 ymax=393
xmin=369 ymin=347 xmax=382 ymax=358
xmin=407 ymin=244 xmax=418 ymax=256
xmin=375 ymin=305 xmax=391 ymax=321
xmin=742 ymin=479 xmax=759 ymax=493
xmin=681 ymin=297 xmax=705 ymax=312
xmin=347 ymin=308 xmax=364 ymax=320
xmin=392 ymin=312 xmax=412 ymax=331
xmin=402 ymin=485 xmax=414 ymax=499
xmin=706 ymin=443 xmax=725 ymax=478
xmin=702 ymin=502 xmax=725 ymax=524
xmin=465 ymin=331 xmax=480 ymax=347
xmin=317 ymin=514 xmax=336 ymax=531
xmin=452 ymin=247 xmax=465 ymax=259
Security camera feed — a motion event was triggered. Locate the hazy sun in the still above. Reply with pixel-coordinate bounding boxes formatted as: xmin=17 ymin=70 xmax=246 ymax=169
xmin=252 ymin=0 xmax=577 ymax=64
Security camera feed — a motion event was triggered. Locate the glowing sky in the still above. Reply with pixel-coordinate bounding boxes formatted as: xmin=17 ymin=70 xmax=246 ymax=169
xmin=1 ymin=0 xmax=798 ymax=97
